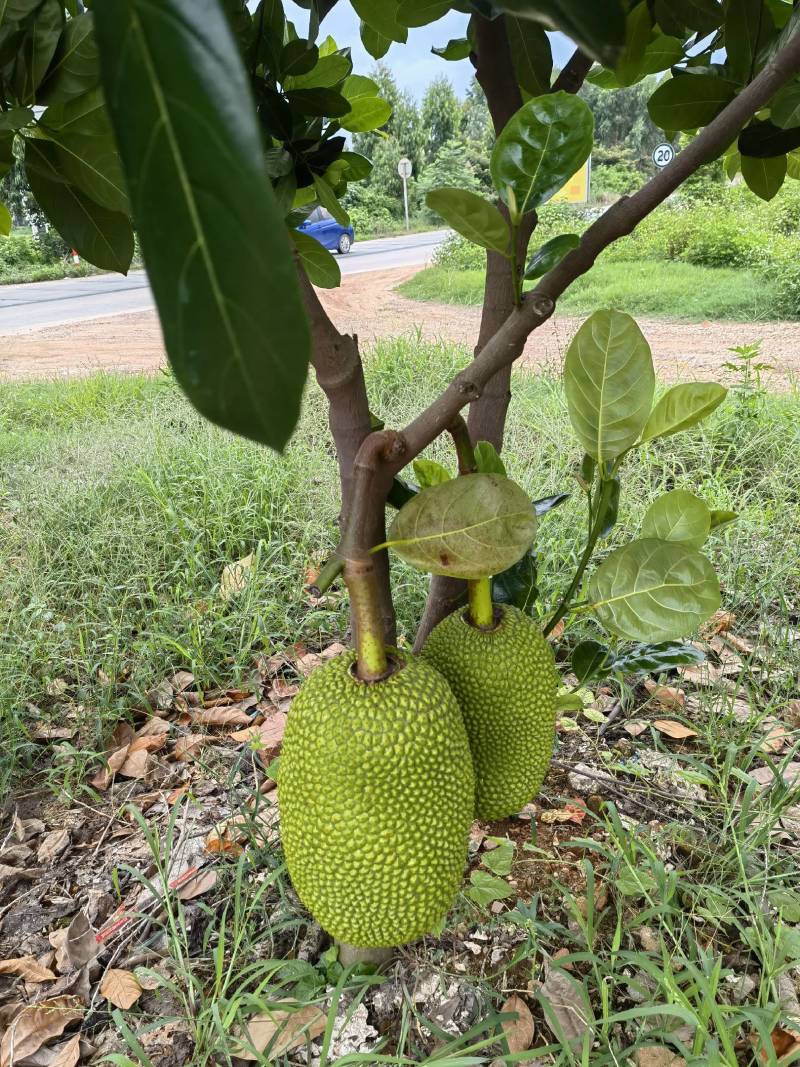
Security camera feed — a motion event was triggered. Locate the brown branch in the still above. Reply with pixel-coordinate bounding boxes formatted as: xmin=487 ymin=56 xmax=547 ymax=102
xmin=348 ymin=29 xmax=800 ymax=568
xmin=552 ymin=49 xmax=593 ymax=94
xmin=447 ymin=415 xmax=477 ymax=475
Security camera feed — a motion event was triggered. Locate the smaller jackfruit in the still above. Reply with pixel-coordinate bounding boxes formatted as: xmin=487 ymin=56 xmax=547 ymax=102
xmin=422 ymin=604 xmax=558 ymax=821
xmin=278 ymin=650 xmax=475 ymax=948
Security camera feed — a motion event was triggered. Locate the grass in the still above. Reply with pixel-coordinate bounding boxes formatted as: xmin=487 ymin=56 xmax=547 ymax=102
xmin=2 ymin=339 xmax=800 ymax=1063
xmin=398 ymin=260 xmax=786 ymax=322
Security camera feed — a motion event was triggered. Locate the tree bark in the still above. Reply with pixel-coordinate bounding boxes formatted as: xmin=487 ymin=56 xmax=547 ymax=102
xmin=297 ymin=270 xmax=396 ymax=642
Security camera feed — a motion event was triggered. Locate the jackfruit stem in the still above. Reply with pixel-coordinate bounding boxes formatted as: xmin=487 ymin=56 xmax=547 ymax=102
xmin=345 ymin=558 xmax=389 ymax=680
xmin=467 ymin=577 xmax=494 ymax=629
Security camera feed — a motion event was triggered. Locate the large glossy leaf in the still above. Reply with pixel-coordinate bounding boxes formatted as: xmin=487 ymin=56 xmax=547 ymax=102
xmin=772 ymin=83 xmax=800 ymax=129
xmin=640 ymin=382 xmax=727 ymax=442
xmin=339 ymin=74 xmax=391 ymax=132
xmin=12 ymin=0 xmax=63 ymax=105
xmin=726 ymin=0 xmax=776 ymax=84
xmin=506 ymin=16 xmax=552 ymax=96
xmin=36 ymin=123 xmax=128 ymax=213
xmin=647 ymin=73 xmax=738 ymax=131
xmin=612 ymin=641 xmax=705 ymax=674
xmin=493 ymin=0 xmax=626 ymax=67
xmin=290 ymin=228 xmax=341 ymax=288
xmin=741 ymin=150 xmax=787 ymax=197
xmin=492 ymin=548 xmax=538 ymax=614
xmin=40 ymin=85 xmax=108 ymax=136
xmin=38 ymin=11 xmax=98 ymax=104
xmin=615 ymin=1 xmax=653 ymax=87
xmin=641 ymin=490 xmax=711 ymax=549
xmin=572 ymin=640 xmax=614 ymax=683
xmin=360 ymin=19 xmax=391 ymax=59
xmin=564 ymin=310 xmax=655 ymax=463
xmin=587 ymin=538 xmax=721 ymax=642
xmin=396 ymin=0 xmax=450 ymax=27
xmin=524 ymin=232 xmax=579 ymax=279
xmin=25 ymin=139 xmax=133 ymax=271
xmin=285 ymin=52 xmax=352 ymax=90
xmin=351 ymin=0 xmax=407 ymax=42
xmin=474 ymin=440 xmax=507 ymax=476
xmin=313 ymin=173 xmax=349 ymax=224
xmin=432 ymin=37 xmax=472 ymax=61
xmin=425 ymin=188 xmax=510 ymax=255
xmin=669 ymin=0 xmax=724 ymax=34
xmin=490 ymin=92 xmax=594 ymax=214
xmin=739 ymin=118 xmax=800 ymax=155
xmin=383 ymin=473 xmax=537 ymax=579
xmin=95 ymin=0 xmax=310 ymax=453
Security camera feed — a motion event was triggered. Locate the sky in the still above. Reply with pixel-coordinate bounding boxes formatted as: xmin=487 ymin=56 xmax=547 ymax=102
xmin=284 ymin=3 xmax=575 ymax=99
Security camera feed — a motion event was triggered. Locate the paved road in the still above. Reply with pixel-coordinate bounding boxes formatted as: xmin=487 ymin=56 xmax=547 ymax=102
xmin=0 ymin=229 xmax=447 ymax=334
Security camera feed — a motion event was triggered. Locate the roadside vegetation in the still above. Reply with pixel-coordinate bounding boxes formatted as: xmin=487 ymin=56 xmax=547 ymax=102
xmin=401 ymin=182 xmax=800 ymax=322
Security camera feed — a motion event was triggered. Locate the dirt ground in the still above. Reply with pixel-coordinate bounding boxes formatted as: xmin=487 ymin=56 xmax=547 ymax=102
xmin=3 ymin=266 xmax=800 ymax=386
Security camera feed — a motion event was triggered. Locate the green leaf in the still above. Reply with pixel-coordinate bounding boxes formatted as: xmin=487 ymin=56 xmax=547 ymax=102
xmin=534 ymin=492 xmax=569 ymax=516
xmin=0 ymin=202 xmax=11 ymax=236
xmin=564 ymin=309 xmax=655 ymax=463
xmin=587 ymin=538 xmax=721 ymax=642
xmin=359 ymin=19 xmax=391 ymax=59
xmin=432 ymin=36 xmax=471 ymax=61
xmin=647 ymin=73 xmax=738 ymax=131
xmin=12 ymin=0 xmax=64 ymax=105
xmin=0 ymin=133 xmax=12 ymax=181
xmin=94 ymin=0 xmax=310 ymax=453
xmin=312 ymin=173 xmax=350 ymax=225
xmin=640 ymin=382 xmax=727 ymax=443
xmin=340 ymin=74 xmax=391 ymax=132
xmin=787 ymin=149 xmax=800 ymax=179
xmin=286 ymin=86 xmax=350 ymax=116
xmin=396 ymin=0 xmax=451 ymax=27
xmin=615 ymin=1 xmax=652 ymax=87
xmin=290 ymin=228 xmax=341 ymax=288
xmin=25 ymin=139 xmax=133 ymax=271
xmin=709 ymin=508 xmax=737 ymax=530
xmin=474 ymin=440 xmax=507 ymax=476
xmin=741 ymin=150 xmax=787 ymax=198
xmin=281 ymin=38 xmax=319 ymax=78
xmin=351 ymin=0 xmax=407 ymax=42
xmin=37 ymin=11 xmax=99 ymax=104
xmin=285 ymin=51 xmax=351 ymax=90
xmin=524 ymin=232 xmax=579 ymax=279
xmin=572 ymin=639 xmax=614 ymax=683
xmin=492 ymin=0 xmax=626 ymax=67
xmin=0 ymin=107 xmax=34 ymax=132
xmin=383 ymin=473 xmax=537 ymax=579
xmin=506 ymin=16 xmax=553 ymax=96
xmin=35 ymin=126 xmax=128 ymax=213
xmin=739 ymin=117 xmax=800 ymax=155
xmin=725 ymin=0 xmax=775 ymax=84
xmin=40 ymin=85 xmax=109 ymax=136
xmin=467 ymin=869 xmax=515 ymax=906
xmin=481 ymin=837 xmax=515 ymax=876
xmin=492 ymin=549 xmax=538 ymax=613
xmin=340 ymin=150 xmax=372 ymax=180
xmin=668 ymin=0 xmax=724 ymax=34
xmin=490 ymin=92 xmax=594 ymax=214
xmin=772 ymin=82 xmax=800 ymax=128
xmin=412 ymin=458 xmax=452 ymax=487
xmin=641 ymin=490 xmax=711 ymax=549
xmin=426 ymin=187 xmax=510 ymax=255
xmin=612 ymin=641 xmax=704 ymax=673
xmin=639 ymin=34 xmax=685 ymax=76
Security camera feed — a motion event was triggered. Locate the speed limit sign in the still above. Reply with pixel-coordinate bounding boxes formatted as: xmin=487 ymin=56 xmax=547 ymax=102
xmin=652 ymin=142 xmax=675 ymax=168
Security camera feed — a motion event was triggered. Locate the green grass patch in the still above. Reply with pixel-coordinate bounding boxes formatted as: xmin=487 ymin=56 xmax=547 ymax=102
xmin=399 ymin=260 xmax=786 ymax=321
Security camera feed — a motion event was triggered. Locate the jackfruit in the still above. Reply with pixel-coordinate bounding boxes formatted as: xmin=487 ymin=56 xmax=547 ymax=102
xmin=278 ymin=650 xmax=475 ymax=947
xmin=422 ymin=604 xmax=558 ymax=821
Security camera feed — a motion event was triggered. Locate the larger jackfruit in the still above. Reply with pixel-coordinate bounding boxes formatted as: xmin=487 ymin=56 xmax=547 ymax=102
xmin=422 ymin=604 xmax=558 ymax=821
xmin=278 ymin=650 xmax=474 ymax=948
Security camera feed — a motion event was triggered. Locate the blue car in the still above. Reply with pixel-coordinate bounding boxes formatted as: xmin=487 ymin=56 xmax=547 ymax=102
xmin=298 ymin=207 xmax=354 ymax=254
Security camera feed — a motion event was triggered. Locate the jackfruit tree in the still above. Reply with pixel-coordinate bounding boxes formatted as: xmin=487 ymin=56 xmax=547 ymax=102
xmin=7 ymin=0 xmax=800 ymax=947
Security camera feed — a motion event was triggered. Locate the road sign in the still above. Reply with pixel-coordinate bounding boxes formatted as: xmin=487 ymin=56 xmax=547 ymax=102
xmin=551 ymin=158 xmax=591 ymax=204
xmin=397 ymin=157 xmax=412 ymax=179
xmin=652 ymin=142 xmax=675 ymax=168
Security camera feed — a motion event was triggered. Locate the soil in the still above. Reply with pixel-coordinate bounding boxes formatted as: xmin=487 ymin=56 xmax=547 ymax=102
xmin=3 ymin=266 xmax=800 ymax=386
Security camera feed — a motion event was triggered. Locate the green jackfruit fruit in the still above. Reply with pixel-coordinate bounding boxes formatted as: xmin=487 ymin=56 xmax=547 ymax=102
xmin=422 ymin=604 xmax=558 ymax=821
xmin=278 ymin=650 xmax=475 ymax=948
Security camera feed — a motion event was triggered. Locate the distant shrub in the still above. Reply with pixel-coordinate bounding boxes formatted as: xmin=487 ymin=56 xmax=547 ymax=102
xmin=592 ymin=162 xmax=640 ymax=198
xmin=433 ymin=232 xmax=485 ymax=271
xmin=0 ymin=234 xmax=42 ymax=269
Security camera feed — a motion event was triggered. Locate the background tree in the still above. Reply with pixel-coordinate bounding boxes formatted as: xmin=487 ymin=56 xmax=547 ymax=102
xmin=421 ymin=74 xmax=463 ymax=162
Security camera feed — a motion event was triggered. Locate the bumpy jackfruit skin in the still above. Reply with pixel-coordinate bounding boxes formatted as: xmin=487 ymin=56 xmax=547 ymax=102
xmin=278 ymin=650 xmax=475 ymax=948
xmin=422 ymin=605 xmax=558 ymax=821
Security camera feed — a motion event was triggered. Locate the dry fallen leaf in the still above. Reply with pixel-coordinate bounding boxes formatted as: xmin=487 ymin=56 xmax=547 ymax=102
xmin=220 ymin=553 xmax=254 ymax=600
xmin=644 ymin=680 xmax=685 ymax=710
xmin=785 ymin=700 xmax=800 ymax=728
xmin=623 ymin=720 xmax=649 ymax=737
xmin=177 ymin=868 xmax=217 ymax=901
xmin=191 ymin=707 xmax=252 ymax=727
xmin=37 ymin=828 xmax=70 ymax=865
xmin=749 ymin=763 xmax=800 ymax=789
xmin=501 ymin=995 xmax=534 ymax=1053
xmin=0 ymin=957 xmax=56 ymax=983
xmin=636 ymin=1049 xmax=687 ymax=1066
xmin=173 ymin=733 xmax=209 ymax=762
xmin=65 ymin=912 xmax=98 ymax=970
xmin=13 ymin=815 xmax=44 ymax=842
xmin=99 ymin=968 xmax=143 ymax=1010
xmin=229 ymin=712 xmax=287 ymax=759
xmin=538 ymin=964 xmax=591 ymax=1047
xmin=540 ymin=802 xmax=586 ymax=826
xmin=0 ymin=996 xmax=83 ymax=1067
xmin=48 ymin=1035 xmax=81 ymax=1067
xmin=761 ymin=721 xmax=791 ymax=754
xmin=117 ymin=745 xmax=150 ymax=780
xmin=701 ymin=609 xmax=735 ymax=636
xmin=236 ymin=1005 xmax=326 ymax=1061
xmin=652 ymin=719 xmax=698 ymax=740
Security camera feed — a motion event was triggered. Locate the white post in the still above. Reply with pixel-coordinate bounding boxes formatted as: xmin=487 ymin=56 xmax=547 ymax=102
xmin=402 ymin=176 xmax=409 ymax=231
xmin=397 ymin=158 xmax=412 ymax=232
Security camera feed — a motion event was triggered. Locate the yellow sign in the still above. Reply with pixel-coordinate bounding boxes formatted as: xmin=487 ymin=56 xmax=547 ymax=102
xmin=551 ymin=158 xmax=591 ymax=203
